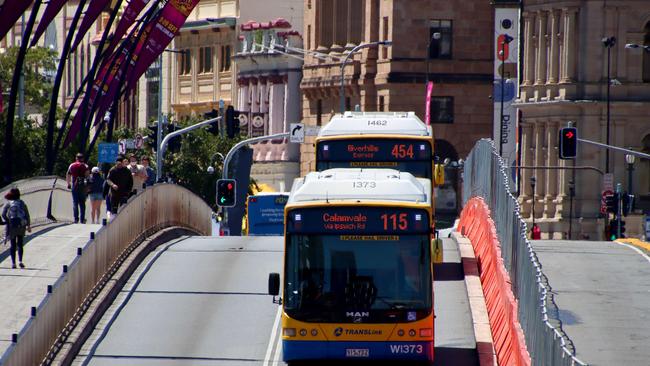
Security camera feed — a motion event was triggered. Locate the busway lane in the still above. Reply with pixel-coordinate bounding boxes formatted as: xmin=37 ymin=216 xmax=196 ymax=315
xmin=74 ymin=236 xmax=285 ymax=365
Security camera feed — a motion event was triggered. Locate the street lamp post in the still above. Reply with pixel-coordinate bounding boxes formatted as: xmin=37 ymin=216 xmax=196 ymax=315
xmin=530 ymin=176 xmax=536 ymax=229
xmin=568 ymin=180 xmax=575 ymax=240
xmin=625 ymin=153 xmax=635 ymax=198
xmin=207 ymin=152 xmax=225 ymax=174
xmin=499 ymin=35 xmax=514 ymax=156
xmin=340 ymin=41 xmax=392 ymax=113
xmin=602 ymin=36 xmax=616 ymax=174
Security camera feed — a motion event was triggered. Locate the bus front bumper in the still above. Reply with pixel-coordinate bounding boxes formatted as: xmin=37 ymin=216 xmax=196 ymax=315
xmin=283 ymin=340 xmax=433 ymax=361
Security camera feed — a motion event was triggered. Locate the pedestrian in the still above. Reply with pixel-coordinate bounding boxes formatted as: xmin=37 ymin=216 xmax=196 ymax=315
xmin=141 ymin=156 xmax=156 ymax=186
xmin=2 ymin=188 xmax=31 ymax=269
xmin=106 ymin=155 xmax=133 ymax=215
xmin=531 ymin=223 xmax=541 ymax=240
xmin=88 ymin=167 xmax=105 ymax=224
xmin=127 ymin=154 xmax=148 ymax=194
xmin=66 ymin=153 xmax=90 ymax=223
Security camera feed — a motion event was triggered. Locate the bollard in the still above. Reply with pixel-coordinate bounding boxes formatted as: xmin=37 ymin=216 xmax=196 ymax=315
xmin=31 ymin=307 xmax=36 ymax=317
xmin=11 ymin=333 xmax=17 ymax=343
xmin=77 ymin=247 xmax=83 ymax=255
xmin=102 ymin=218 xmax=107 ymax=226
xmin=47 ymin=285 xmax=53 ymax=294
xmin=90 ymin=232 xmax=95 ymax=240
xmin=63 ymin=265 xmax=68 ymax=273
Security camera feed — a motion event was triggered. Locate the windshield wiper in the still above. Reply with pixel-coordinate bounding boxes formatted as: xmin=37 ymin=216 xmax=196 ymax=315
xmin=375 ymin=297 xmax=411 ymax=310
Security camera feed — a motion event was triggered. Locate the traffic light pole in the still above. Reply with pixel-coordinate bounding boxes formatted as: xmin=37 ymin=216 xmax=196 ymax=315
xmin=616 ymin=183 xmax=623 ymax=238
xmin=157 ymin=116 xmax=222 ymax=181
xmin=219 ymin=132 xmax=291 ymax=235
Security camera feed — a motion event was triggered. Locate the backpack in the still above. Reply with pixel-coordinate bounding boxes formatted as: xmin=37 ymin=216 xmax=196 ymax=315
xmin=7 ymin=200 xmax=27 ymax=230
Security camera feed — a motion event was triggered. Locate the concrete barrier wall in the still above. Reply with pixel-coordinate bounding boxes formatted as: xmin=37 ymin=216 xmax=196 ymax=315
xmin=0 ymin=184 xmax=212 ymax=365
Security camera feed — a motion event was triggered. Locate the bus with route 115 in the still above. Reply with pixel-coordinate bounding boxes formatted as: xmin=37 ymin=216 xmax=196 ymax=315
xmin=268 ymin=168 xmax=434 ymax=363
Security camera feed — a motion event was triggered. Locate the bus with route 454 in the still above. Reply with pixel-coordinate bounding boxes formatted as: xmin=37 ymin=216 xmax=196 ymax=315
xmin=268 ymin=168 xmax=435 ymax=363
xmin=314 ymin=111 xmax=445 ymax=260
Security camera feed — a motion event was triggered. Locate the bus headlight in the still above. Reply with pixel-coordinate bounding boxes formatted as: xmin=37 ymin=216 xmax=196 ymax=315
xmin=311 ymin=329 xmax=318 ymax=336
xmin=299 ymin=329 xmax=307 ymax=337
xmin=408 ymin=329 xmax=416 ymax=337
xmin=397 ymin=329 xmax=405 ymax=337
xmin=283 ymin=328 xmax=296 ymax=337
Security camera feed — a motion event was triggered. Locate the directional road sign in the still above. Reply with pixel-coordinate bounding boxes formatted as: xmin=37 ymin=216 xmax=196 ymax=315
xmin=290 ymin=123 xmax=304 ymax=143
xmin=98 ymin=143 xmax=119 ymax=163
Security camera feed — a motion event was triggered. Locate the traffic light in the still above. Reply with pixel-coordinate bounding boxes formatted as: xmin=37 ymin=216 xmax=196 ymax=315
xmin=225 ymin=106 xmax=240 ymax=139
xmin=605 ymin=193 xmax=619 ymax=214
xmin=204 ymin=109 xmax=219 ymax=135
xmin=559 ymin=127 xmax=578 ymax=159
xmin=216 ymin=179 xmax=236 ymax=207
xmin=147 ymin=124 xmax=158 ymax=149
xmin=167 ymin=123 xmax=181 ymax=152
xmin=622 ymin=193 xmax=634 ymax=216
xmin=609 ymin=219 xmax=626 ymax=239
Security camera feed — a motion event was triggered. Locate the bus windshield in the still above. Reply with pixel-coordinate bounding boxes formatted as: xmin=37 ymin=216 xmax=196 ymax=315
xmin=284 ymin=234 xmax=432 ymax=323
xmin=316 ymin=138 xmax=432 ymax=179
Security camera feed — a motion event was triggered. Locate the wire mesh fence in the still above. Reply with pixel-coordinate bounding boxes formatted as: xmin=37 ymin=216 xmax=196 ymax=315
xmin=463 ymin=139 xmax=587 ymax=366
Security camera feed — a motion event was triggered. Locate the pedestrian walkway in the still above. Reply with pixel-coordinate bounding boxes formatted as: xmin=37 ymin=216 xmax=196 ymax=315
xmin=0 ymin=224 xmax=100 ymax=357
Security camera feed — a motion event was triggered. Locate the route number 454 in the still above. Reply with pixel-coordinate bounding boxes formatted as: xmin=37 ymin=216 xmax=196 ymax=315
xmin=391 ymin=144 xmax=414 ymax=159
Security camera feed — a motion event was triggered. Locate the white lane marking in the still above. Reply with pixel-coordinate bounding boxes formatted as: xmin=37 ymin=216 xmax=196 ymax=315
xmin=272 ymin=323 xmax=283 ymax=364
xmin=263 ymin=306 xmax=282 ymax=366
xmin=617 ymin=242 xmax=650 ymax=264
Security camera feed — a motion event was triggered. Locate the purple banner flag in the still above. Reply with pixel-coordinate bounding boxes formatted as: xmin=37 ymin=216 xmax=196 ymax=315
xmin=0 ymin=1 xmax=33 ymax=41
xmin=30 ymin=0 xmax=68 ymax=47
xmin=104 ymin=0 xmax=151 ymax=57
xmin=70 ymin=0 xmax=112 ymax=52
xmin=123 ymin=0 xmax=199 ymax=93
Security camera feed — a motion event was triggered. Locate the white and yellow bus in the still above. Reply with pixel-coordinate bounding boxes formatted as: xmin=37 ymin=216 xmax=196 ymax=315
xmin=268 ymin=168 xmax=435 ymax=363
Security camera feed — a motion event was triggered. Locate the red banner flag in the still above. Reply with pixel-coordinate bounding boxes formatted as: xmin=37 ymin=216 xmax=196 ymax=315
xmin=70 ymin=0 xmax=112 ymax=52
xmin=30 ymin=0 xmax=68 ymax=47
xmin=0 ymin=1 xmax=33 ymax=41
xmin=104 ymin=0 xmax=151 ymax=57
xmin=63 ymin=40 xmax=132 ymax=147
xmin=424 ymin=81 xmax=433 ymax=126
xmin=123 ymin=0 xmax=199 ymax=93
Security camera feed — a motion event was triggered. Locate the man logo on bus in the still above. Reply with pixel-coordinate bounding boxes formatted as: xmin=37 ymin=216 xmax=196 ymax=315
xmin=334 ymin=327 xmax=343 ymax=337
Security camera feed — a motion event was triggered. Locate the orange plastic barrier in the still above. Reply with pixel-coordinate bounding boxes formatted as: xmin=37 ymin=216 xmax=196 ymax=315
xmin=459 ymin=197 xmax=531 ymax=366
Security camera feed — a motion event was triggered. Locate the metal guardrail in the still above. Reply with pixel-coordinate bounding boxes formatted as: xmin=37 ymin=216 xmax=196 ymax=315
xmin=0 ymin=183 xmax=212 ymax=366
xmin=463 ymin=139 xmax=587 ymax=366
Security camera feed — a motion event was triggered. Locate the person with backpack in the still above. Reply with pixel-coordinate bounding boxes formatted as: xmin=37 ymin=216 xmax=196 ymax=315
xmin=2 ymin=188 xmax=31 ymax=269
xmin=88 ymin=167 xmax=105 ymax=224
xmin=66 ymin=153 xmax=90 ymax=223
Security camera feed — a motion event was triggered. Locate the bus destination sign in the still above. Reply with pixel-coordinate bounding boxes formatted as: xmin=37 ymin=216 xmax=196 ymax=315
xmin=317 ymin=139 xmax=432 ymax=162
xmin=287 ymin=207 xmax=430 ymax=235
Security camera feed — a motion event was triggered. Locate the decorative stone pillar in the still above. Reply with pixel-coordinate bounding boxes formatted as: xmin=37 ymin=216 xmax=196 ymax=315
xmin=561 ymin=8 xmax=578 ymax=83
xmin=533 ymin=122 xmax=547 ymax=219
xmin=317 ymin=0 xmax=333 ymax=53
xmin=535 ymin=11 xmax=548 ymax=85
xmin=519 ymin=121 xmax=533 ymax=216
xmin=548 ymin=10 xmax=560 ymax=84
xmin=237 ymin=77 xmax=249 ymax=112
xmin=331 ymin=0 xmax=346 ymax=54
xmin=522 ymin=12 xmax=536 ymax=86
xmin=250 ymin=77 xmax=259 ymax=114
xmin=545 ymin=121 xmax=559 ymax=217
xmin=268 ymin=75 xmax=285 ymax=135
xmin=346 ymin=0 xmax=362 ymax=50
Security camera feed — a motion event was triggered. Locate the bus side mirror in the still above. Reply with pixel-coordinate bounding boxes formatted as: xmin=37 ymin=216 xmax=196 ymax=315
xmin=268 ymin=272 xmax=280 ymax=299
xmin=433 ymin=164 xmax=445 ymax=187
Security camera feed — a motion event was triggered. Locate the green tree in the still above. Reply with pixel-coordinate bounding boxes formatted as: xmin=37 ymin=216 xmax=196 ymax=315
xmin=0 ymin=46 xmax=58 ymax=114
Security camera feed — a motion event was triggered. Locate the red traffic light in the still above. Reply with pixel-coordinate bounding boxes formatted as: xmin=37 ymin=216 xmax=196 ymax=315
xmin=565 ymin=131 xmax=574 ymax=139
xmin=227 ymin=183 xmax=233 ymax=190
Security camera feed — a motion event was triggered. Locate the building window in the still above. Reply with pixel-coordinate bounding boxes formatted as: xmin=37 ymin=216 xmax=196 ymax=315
xmin=80 ymin=46 xmax=85 ymax=78
xmin=643 ymin=22 xmax=650 ymax=82
xmin=72 ymin=51 xmax=78 ymax=92
xmin=430 ymin=97 xmax=454 ymax=123
xmin=429 ymin=20 xmax=452 ymax=59
xmin=199 ymin=47 xmax=213 ymax=73
xmin=66 ymin=59 xmax=72 ymax=96
xmin=220 ymin=45 xmax=231 ymax=72
xmin=379 ymin=96 xmax=385 ymax=111
xmin=179 ymin=49 xmax=191 ymax=75
xmin=382 ymin=16 xmax=389 ymax=59
xmin=147 ymin=78 xmax=159 ymax=122
xmin=87 ymin=43 xmax=91 ymax=73
xmin=316 ymin=99 xmax=322 ymax=126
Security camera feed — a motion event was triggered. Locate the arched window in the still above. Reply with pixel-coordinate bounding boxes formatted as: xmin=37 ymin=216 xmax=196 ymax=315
xmin=643 ymin=22 xmax=650 ymax=83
